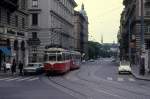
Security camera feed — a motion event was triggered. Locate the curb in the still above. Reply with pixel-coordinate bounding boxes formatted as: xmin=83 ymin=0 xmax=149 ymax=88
xmin=131 ymin=71 xmax=150 ymax=81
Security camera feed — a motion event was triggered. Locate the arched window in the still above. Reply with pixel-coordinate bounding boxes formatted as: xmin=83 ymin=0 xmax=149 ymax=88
xmin=14 ymin=40 xmax=18 ymax=50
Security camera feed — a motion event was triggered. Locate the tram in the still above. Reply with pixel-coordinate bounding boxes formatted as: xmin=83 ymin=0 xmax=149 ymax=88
xmin=70 ymin=51 xmax=81 ymax=70
xmin=44 ymin=47 xmax=81 ymax=74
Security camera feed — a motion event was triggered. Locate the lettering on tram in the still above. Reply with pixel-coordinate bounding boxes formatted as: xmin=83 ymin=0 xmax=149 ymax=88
xmin=44 ymin=47 xmax=81 ymax=75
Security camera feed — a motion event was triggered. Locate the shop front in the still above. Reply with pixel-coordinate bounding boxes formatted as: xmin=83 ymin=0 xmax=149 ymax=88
xmin=0 ymin=38 xmax=11 ymax=70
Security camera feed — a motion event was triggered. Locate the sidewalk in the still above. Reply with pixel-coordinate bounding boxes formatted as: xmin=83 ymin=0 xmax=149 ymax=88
xmin=131 ymin=65 xmax=150 ymax=81
xmin=0 ymin=69 xmax=19 ymax=77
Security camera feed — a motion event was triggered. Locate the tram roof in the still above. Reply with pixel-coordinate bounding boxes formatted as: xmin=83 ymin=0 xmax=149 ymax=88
xmin=45 ymin=48 xmax=69 ymax=52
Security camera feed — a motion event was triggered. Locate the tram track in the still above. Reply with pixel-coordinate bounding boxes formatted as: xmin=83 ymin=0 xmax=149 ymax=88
xmin=48 ymin=76 xmax=91 ymax=99
xmin=74 ymin=64 xmax=150 ymax=98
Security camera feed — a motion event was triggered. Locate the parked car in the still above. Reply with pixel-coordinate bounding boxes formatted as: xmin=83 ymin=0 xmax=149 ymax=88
xmin=23 ymin=63 xmax=44 ymax=75
xmin=118 ymin=61 xmax=131 ymax=74
xmin=89 ymin=59 xmax=94 ymax=62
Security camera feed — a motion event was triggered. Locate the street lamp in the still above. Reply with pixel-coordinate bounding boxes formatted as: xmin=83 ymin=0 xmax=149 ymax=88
xmin=139 ymin=0 xmax=145 ymax=75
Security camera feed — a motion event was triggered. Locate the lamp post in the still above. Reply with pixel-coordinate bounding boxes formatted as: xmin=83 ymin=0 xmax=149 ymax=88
xmin=139 ymin=0 xmax=145 ymax=75
xmin=128 ymin=19 xmax=131 ymax=65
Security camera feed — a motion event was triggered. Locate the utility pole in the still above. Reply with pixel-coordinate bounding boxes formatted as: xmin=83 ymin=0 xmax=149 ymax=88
xmin=128 ymin=19 xmax=131 ymax=65
xmin=140 ymin=0 xmax=145 ymax=75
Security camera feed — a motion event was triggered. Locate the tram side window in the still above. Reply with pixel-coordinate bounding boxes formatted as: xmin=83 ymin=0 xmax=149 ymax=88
xmin=62 ymin=53 xmax=65 ymax=61
xmin=57 ymin=54 xmax=63 ymax=61
xmin=66 ymin=54 xmax=70 ymax=60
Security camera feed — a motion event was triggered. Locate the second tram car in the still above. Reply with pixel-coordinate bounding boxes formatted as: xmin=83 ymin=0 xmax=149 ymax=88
xmin=44 ymin=48 xmax=81 ymax=74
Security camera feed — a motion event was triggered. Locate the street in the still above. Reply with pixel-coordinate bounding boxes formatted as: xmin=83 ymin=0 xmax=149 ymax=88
xmin=0 ymin=58 xmax=150 ymax=99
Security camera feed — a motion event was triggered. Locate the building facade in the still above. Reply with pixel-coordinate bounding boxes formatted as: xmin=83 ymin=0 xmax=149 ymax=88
xmin=0 ymin=0 xmax=28 ymax=69
xmin=73 ymin=4 xmax=89 ymax=59
xmin=27 ymin=0 xmax=77 ymax=62
xmin=119 ymin=0 xmax=150 ymax=64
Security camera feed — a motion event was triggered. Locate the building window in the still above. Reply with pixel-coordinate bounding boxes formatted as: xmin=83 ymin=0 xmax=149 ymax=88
xmin=32 ymin=13 xmax=38 ymax=25
xmin=22 ymin=18 xmax=25 ymax=29
xmin=15 ymin=15 xmax=18 ymax=27
xmin=32 ymin=32 xmax=37 ymax=38
xmin=21 ymin=0 xmax=26 ymax=10
xmin=32 ymin=0 xmax=38 ymax=7
xmin=0 ymin=8 xmax=1 ymax=23
xmin=148 ymin=26 xmax=150 ymax=33
xmin=7 ymin=12 xmax=11 ymax=25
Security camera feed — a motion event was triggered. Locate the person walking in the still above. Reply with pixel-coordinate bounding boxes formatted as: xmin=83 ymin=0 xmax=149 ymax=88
xmin=11 ymin=59 xmax=16 ymax=75
xmin=3 ymin=61 xmax=6 ymax=73
xmin=18 ymin=61 xmax=23 ymax=76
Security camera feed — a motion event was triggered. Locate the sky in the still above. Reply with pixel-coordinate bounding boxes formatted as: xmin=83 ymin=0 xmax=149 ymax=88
xmin=75 ymin=0 xmax=124 ymax=43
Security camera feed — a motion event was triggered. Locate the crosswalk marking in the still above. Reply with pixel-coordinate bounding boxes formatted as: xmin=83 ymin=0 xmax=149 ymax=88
xmin=106 ymin=77 xmax=136 ymax=82
xmin=16 ymin=77 xmax=34 ymax=81
xmin=0 ymin=76 xmax=40 ymax=82
xmin=117 ymin=78 xmax=124 ymax=82
xmin=128 ymin=78 xmax=135 ymax=82
xmin=0 ymin=77 xmax=13 ymax=81
xmin=107 ymin=77 xmax=113 ymax=81
xmin=5 ymin=77 xmax=22 ymax=81
xmin=27 ymin=77 xmax=39 ymax=81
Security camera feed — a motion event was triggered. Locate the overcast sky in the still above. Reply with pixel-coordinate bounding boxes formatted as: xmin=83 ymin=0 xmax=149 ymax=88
xmin=75 ymin=0 xmax=124 ymax=43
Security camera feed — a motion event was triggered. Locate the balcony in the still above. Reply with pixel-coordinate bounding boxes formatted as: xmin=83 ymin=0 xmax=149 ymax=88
xmin=0 ymin=0 xmax=18 ymax=12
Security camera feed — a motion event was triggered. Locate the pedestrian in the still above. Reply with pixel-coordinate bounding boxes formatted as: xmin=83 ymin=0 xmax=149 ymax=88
xmin=3 ymin=61 xmax=6 ymax=73
xmin=18 ymin=61 xmax=23 ymax=76
xmin=11 ymin=59 xmax=16 ymax=75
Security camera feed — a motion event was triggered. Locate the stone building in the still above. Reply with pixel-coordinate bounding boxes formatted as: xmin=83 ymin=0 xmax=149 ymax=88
xmin=73 ymin=4 xmax=89 ymax=59
xmin=119 ymin=0 xmax=150 ymax=63
xmin=27 ymin=0 xmax=77 ymax=62
xmin=0 ymin=0 xmax=28 ymax=69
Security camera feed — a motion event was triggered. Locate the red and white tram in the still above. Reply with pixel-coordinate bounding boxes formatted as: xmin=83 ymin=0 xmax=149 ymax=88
xmin=70 ymin=51 xmax=81 ymax=70
xmin=44 ymin=47 xmax=81 ymax=74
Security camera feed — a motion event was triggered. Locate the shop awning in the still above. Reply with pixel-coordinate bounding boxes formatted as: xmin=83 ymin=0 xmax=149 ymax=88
xmin=0 ymin=47 xmax=11 ymax=56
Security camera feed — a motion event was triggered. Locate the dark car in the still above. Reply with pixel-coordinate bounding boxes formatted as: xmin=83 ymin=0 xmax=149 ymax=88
xmin=23 ymin=63 xmax=44 ymax=75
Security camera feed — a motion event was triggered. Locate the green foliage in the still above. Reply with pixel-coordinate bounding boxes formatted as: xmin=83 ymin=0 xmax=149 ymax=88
xmin=88 ymin=41 xmax=116 ymax=59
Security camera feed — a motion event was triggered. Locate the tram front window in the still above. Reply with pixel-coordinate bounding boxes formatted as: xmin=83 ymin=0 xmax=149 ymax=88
xmin=49 ymin=54 xmax=56 ymax=61
xmin=57 ymin=54 xmax=63 ymax=61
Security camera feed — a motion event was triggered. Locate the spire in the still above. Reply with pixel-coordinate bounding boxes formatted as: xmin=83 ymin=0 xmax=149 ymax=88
xmin=101 ymin=35 xmax=103 ymax=44
xmin=81 ymin=3 xmax=84 ymax=10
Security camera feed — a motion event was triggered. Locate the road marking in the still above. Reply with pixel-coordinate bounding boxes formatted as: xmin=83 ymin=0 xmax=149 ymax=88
xmin=16 ymin=76 xmax=34 ymax=81
xmin=128 ymin=78 xmax=135 ymax=82
xmin=27 ymin=77 xmax=39 ymax=81
xmin=107 ymin=77 xmax=113 ymax=81
xmin=0 ymin=77 xmax=12 ymax=81
xmin=117 ymin=78 xmax=124 ymax=82
xmin=94 ymin=88 xmax=124 ymax=99
xmin=5 ymin=77 xmax=22 ymax=81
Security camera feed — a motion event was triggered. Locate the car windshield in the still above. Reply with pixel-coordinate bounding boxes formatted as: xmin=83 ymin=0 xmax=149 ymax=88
xmin=121 ymin=62 xmax=130 ymax=66
xmin=28 ymin=64 xmax=40 ymax=67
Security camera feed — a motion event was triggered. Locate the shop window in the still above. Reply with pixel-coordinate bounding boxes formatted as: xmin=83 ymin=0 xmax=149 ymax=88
xmin=14 ymin=40 xmax=18 ymax=50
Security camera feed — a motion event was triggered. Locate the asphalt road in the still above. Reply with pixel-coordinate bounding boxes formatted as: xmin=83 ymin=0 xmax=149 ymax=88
xmin=0 ymin=58 xmax=150 ymax=99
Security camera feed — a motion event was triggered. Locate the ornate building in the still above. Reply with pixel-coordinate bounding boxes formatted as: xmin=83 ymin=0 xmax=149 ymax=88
xmin=73 ymin=4 xmax=89 ymax=59
xmin=27 ymin=0 xmax=77 ymax=62
xmin=0 ymin=0 xmax=28 ymax=69
xmin=119 ymin=0 xmax=150 ymax=63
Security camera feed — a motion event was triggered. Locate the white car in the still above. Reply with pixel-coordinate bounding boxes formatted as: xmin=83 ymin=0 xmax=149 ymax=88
xmin=23 ymin=63 xmax=44 ymax=75
xmin=118 ymin=62 xmax=131 ymax=74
